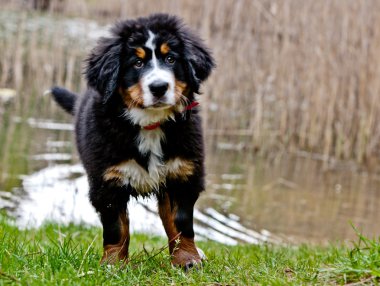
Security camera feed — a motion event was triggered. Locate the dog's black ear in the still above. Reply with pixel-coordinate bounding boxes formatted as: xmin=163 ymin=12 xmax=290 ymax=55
xmin=183 ymin=32 xmax=216 ymax=93
xmin=85 ymin=37 xmax=122 ymax=103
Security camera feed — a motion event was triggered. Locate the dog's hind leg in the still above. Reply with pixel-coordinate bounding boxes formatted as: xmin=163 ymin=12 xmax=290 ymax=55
xmin=158 ymin=192 xmax=202 ymax=270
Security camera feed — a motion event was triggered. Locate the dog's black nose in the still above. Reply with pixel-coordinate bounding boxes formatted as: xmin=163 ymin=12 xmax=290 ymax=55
xmin=149 ymin=81 xmax=168 ymax=98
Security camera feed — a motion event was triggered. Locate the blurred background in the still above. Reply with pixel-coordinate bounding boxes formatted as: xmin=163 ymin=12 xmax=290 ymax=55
xmin=1 ymin=0 xmax=380 ymax=245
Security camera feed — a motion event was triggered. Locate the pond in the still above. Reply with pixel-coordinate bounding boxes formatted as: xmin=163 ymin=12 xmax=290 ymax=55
xmin=2 ymin=113 xmax=380 ymax=246
xmin=1 ymin=12 xmax=380 ymax=246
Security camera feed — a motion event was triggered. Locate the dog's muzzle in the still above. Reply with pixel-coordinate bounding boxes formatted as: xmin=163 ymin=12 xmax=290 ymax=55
xmin=149 ymin=81 xmax=169 ymax=99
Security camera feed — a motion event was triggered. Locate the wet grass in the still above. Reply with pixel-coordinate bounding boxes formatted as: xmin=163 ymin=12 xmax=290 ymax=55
xmin=0 ymin=216 xmax=379 ymax=285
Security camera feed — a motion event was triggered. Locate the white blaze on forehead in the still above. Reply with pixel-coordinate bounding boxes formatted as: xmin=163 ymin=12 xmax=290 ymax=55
xmin=145 ymin=31 xmax=156 ymax=51
xmin=141 ymin=30 xmax=176 ymax=107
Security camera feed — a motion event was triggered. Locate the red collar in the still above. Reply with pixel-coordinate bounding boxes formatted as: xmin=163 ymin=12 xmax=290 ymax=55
xmin=142 ymin=101 xmax=199 ymax=131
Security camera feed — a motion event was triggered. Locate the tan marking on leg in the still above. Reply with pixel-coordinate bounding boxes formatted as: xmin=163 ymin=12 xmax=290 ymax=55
xmin=158 ymin=193 xmax=178 ymax=253
xmin=160 ymin=43 xmax=170 ymax=55
xmin=158 ymin=193 xmax=201 ymax=267
xmin=166 ymin=158 xmax=194 ymax=181
xmin=103 ymin=168 xmax=124 ymax=183
xmin=101 ymin=210 xmax=130 ymax=264
xmin=135 ymin=47 xmax=146 ymax=59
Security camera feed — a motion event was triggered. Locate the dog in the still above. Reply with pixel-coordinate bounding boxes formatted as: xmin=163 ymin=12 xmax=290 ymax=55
xmin=50 ymin=14 xmax=215 ymax=269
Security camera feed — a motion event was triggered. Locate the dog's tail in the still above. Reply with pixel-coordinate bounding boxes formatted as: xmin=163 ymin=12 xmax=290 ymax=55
xmin=47 ymin=86 xmax=78 ymax=115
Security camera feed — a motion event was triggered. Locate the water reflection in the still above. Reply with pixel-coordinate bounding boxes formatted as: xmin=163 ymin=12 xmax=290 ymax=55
xmin=201 ymin=146 xmax=380 ymax=244
xmin=2 ymin=112 xmax=380 ymax=245
xmin=9 ymin=162 xmax=275 ymax=245
xmin=1 ymin=115 xmax=380 ymax=245
xmin=0 ymin=116 xmax=276 ymax=245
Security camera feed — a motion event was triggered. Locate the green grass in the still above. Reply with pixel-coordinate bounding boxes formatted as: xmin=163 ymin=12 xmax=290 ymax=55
xmin=0 ymin=216 xmax=379 ymax=285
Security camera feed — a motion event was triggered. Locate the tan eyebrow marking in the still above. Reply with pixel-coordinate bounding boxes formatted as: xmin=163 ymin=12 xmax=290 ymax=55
xmin=135 ymin=47 xmax=146 ymax=59
xmin=160 ymin=43 xmax=170 ymax=55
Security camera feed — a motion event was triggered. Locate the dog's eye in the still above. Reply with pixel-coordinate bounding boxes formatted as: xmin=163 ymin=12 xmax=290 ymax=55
xmin=165 ymin=55 xmax=176 ymax=65
xmin=134 ymin=59 xmax=144 ymax=68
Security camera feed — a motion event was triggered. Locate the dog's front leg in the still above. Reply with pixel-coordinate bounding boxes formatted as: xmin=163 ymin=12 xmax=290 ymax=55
xmin=158 ymin=192 xmax=201 ymax=269
xmin=90 ymin=186 xmax=130 ymax=265
xmin=99 ymin=206 xmax=130 ymax=264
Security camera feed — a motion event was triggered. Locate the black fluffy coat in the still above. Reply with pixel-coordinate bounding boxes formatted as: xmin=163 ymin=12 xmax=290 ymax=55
xmin=51 ymin=13 xmax=215 ymax=267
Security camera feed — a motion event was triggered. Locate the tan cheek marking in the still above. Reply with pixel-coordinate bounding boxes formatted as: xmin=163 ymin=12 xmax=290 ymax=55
xmin=119 ymin=84 xmax=144 ymax=108
xmin=166 ymin=158 xmax=194 ymax=180
xmin=160 ymin=43 xmax=170 ymax=55
xmin=135 ymin=47 xmax=146 ymax=59
xmin=174 ymin=80 xmax=188 ymax=103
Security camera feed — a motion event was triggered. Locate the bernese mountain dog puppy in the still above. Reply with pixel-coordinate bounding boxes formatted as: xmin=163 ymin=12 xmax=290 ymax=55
xmin=50 ymin=14 xmax=215 ymax=269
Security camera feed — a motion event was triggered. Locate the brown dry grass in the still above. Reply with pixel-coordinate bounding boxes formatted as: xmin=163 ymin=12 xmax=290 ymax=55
xmin=1 ymin=0 xmax=380 ymax=168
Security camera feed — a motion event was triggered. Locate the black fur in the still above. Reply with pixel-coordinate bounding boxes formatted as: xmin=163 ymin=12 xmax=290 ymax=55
xmin=51 ymin=13 xmax=215 ymax=267
xmin=50 ymin=86 xmax=77 ymax=115
xmin=85 ymin=13 xmax=215 ymax=101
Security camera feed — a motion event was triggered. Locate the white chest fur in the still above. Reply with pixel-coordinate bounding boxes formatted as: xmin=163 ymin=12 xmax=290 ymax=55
xmin=137 ymin=128 xmax=165 ymax=178
xmin=103 ymin=128 xmax=194 ymax=194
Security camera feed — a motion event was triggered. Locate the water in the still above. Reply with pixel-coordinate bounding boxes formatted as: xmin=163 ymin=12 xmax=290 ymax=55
xmin=204 ymin=149 xmax=380 ymax=244
xmin=2 ymin=115 xmax=380 ymax=245
xmin=1 ymin=12 xmax=380 ymax=245
xmin=0 ymin=116 xmax=277 ymax=245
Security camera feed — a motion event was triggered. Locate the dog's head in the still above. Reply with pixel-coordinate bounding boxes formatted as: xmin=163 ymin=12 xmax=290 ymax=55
xmin=85 ymin=14 xmax=215 ymax=115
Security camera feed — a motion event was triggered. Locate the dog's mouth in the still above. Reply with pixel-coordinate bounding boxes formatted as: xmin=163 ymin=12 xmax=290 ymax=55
xmin=146 ymin=100 xmax=173 ymax=110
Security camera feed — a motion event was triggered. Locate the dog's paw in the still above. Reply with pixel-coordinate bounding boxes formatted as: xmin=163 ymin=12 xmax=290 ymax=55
xmin=100 ymin=246 xmax=128 ymax=265
xmin=171 ymin=249 xmax=202 ymax=270
xmin=182 ymin=248 xmax=207 ymax=271
xmin=172 ymin=257 xmax=203 ymax=271
xmin=184 ymin=259 xmax=203 ymax=272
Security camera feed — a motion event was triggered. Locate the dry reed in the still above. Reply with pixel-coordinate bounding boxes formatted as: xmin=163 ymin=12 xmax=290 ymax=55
xmin=1 ymin=0 xmax=380 ymax=169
